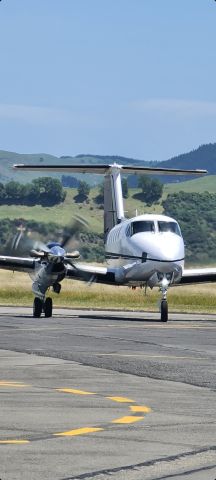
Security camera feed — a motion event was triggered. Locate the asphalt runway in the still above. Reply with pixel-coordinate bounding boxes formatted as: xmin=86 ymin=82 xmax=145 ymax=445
xmin=0 ymin=307 xmax=215 ymax=480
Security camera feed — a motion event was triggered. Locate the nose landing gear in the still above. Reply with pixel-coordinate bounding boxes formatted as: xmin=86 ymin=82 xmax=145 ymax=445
xmin=33 ymin=297 xmax=53 ymax=318
xmin=159 ymin=278 xmax=169 ymax=323
xmin=160 ymin=298 xmax=168 ymax=322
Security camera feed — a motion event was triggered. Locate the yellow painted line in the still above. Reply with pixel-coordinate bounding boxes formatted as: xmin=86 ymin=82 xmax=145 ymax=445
xmin=112 ymin=415 xmax=144 ymax=424
xmin=107 ymin=396 xmax=135 ymax=403
xmin=0 ymin=382 xmax=29 ymax=387
xmin=56 ymin=388 xmax=96 ymax=395
xmin=53 ymin=427 xmax=103 ymax=437
xmin=0 ymin=440 xmax=29 ymax=444
xmin=130 ymin=405 xmax=152 ymax=413
xmin=0 ymin=381 xmax=24 ymax=384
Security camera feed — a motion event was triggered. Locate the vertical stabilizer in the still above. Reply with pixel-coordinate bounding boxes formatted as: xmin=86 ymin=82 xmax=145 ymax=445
xmin=104 ymin=166 xmax=125 ymax=240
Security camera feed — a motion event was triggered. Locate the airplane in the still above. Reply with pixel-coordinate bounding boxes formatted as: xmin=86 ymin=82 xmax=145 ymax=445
xmin=0 ymin=161 xmax=216 ymax=322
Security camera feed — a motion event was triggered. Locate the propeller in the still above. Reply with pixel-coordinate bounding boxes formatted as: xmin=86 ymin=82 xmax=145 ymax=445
xmin=8 ymin=232 xmax=49 ymax=257
xmin=8 ymin=215 xmax=89 ymax=261
xmin=60 ymin=215 xmax=89 ymax=250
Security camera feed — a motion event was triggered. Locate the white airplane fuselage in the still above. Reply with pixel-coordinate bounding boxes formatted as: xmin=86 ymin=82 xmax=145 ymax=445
xmin=105 ymin=214 xmax=184 ymax=287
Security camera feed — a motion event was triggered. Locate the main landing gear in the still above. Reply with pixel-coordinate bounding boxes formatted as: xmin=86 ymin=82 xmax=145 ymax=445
xmin=33 ymin=297 xmax=53 ymax=318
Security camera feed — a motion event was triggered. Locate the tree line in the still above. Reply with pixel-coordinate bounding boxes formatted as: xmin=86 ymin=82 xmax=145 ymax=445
xmin=163 ymin=192 xmax=216 ymax=264
xmin=62 ymin=175 xmax=164 ymax=206
xmin=0 ymin=178 xmax=66 ymax=206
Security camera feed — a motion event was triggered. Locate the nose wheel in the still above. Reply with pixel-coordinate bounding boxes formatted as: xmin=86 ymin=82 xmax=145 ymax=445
xmin=160 ymin=299 xmax=168 ymax=322
xmin=159 ymin=277 xmax=169 ymax=322
xmin=33 ymin=297 xmax=53 ymax=318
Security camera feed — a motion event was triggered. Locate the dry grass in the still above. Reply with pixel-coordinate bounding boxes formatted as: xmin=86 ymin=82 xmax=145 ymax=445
xmin=0 ymin=270 xmax=216 ymax=314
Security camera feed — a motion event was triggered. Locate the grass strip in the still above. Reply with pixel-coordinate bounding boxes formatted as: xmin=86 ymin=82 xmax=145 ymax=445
xmin=0 ymin=271 xmax=216 ymax=314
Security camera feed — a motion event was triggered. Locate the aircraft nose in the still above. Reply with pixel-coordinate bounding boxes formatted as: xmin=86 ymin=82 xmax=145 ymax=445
xmin=148 ymin=235 xmax=184 ymax=262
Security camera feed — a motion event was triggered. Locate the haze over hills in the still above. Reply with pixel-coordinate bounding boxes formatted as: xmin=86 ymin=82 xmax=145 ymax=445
xmin=0 ymin=143 xmax=216 ymax=185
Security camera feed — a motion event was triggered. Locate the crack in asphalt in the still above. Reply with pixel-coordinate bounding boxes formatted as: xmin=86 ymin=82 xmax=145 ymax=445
xmin=60 ymin=446 xmax=216 ymax=480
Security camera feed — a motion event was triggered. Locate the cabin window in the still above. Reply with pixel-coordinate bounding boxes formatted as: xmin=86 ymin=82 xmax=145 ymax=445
xmin=158 ymin=221 xmax=181 ymax=236
xmin=131 ymin=221 xmax=155 ymax=236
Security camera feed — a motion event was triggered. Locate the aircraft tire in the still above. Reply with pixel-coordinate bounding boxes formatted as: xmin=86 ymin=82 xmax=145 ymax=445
xmin=161 ymin=299 xmax=168 ymax=322
xmin=33 ymin=297 xmax=43 ymax=318
xmin=44 ymin=297 xmax=53 ymax=318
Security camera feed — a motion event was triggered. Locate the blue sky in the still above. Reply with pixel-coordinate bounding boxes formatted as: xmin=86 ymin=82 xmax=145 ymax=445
xmin=0 ymin=0 xmax=216 ymax=160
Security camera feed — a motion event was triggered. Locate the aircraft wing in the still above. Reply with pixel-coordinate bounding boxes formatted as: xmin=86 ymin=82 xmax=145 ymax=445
xmin=66 ymin=263 xmax=118 ymax=284
xmin=66 ymin=264 xmax=216 ymax=286
xmin=179 ymin=268 xmax=216 ymax=284
xmin=0 ymin=255 xmax=37 ymax=273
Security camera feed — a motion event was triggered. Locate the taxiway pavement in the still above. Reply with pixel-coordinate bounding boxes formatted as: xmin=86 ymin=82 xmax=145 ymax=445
xmin=0 ymin=307 xmax=215 ymax=480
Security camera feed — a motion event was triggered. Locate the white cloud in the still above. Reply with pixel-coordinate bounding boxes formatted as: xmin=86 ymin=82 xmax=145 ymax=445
xmin=129 ymin=98 xmax=216 ymax=117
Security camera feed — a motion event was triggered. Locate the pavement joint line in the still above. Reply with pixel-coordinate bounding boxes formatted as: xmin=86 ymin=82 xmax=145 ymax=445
xmin=92 ymin=353 xmax=209 ymax=360
xmin=0 ymin=381 xmax=151 ymax=444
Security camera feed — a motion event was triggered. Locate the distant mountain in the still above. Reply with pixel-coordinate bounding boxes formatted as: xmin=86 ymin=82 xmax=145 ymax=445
xmin=0 ymin=143 xmax=215 ymax=185
xmin=0 ymin=151 xmax=153 ymax=185
xmin=158 ymin=143 xmax=216 ymax=183
xmin=160 ymin=143 xmax=216 ymax=171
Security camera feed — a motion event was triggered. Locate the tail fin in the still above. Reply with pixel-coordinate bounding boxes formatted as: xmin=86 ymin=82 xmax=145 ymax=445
xmin=104 ymin=166 xmax=125 ymax=240
xmin=104 ymin=174 xmax=118 ymax=240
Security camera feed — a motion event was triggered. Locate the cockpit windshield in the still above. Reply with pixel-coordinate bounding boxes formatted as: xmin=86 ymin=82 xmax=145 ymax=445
xmin=158 ymin=221 xmax=181 ymax=236
xmin=131 ymin=221 xmax=155 ymax=236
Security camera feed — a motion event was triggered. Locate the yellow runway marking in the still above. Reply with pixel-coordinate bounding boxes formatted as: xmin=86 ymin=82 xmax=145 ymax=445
xmin=1 ymin=379 xmax=151 ymax=443
xmin=130 ymin=405 xmax=152 ymax=413
xmin=0 ymin=381 xmax=29 ymax=387
xmin=112 ymin=415 xmax=144 ymax=424
xmin=54 ymin=427 xmax=103 ymax=437
xmin=56 ymin=388 xmax=96 ymax=395
xmin=0 ymin=440 xmax=29 ymax=444
xmin=107 ymin=396 xmax=135 ymax=403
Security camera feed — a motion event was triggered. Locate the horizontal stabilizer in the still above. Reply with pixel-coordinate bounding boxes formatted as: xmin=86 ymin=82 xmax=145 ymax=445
xmin=13 ymin=163 xmax=207 ymax=176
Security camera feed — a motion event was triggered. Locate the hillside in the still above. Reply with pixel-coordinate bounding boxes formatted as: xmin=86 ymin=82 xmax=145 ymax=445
xmin=1 ymin=143 xmax=216 ymax=185
xmin=0 ymin=176 xmax=216 ymax=264
xmin=0 ymin=151 xmax=151 ymax=185
xmin=0 ymin=175 xmax=215 ymax=233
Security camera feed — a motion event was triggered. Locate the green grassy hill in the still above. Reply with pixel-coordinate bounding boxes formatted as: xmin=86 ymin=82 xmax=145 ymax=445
xmin=0 ymin=176 xmax=216 ymax=265
xmin=0 ymin=174 xmax=214 ymax=233
xmin=164 ymin=174 xmax=216 ymax=195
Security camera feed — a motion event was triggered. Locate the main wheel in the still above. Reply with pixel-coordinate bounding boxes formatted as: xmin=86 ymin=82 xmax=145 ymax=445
xmin=44 ymin=297 xmax=53 ymax=318
xmin=33 ymin=297 xmax=43 ymax=318
xmin=161 ymin=299 xmax=168 ymax=322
